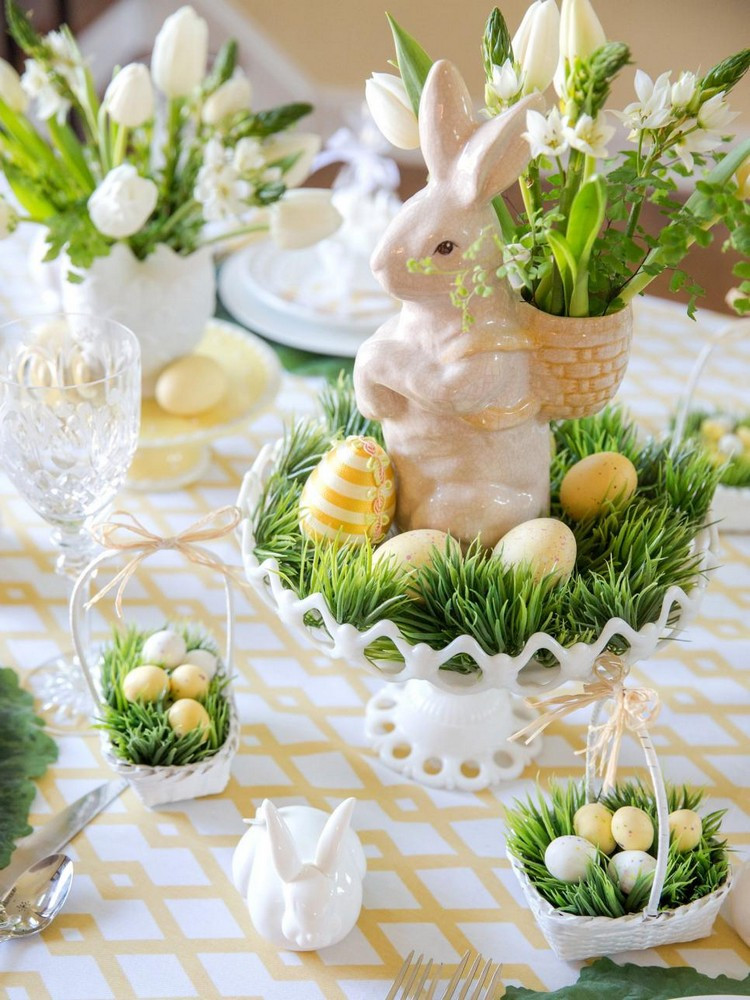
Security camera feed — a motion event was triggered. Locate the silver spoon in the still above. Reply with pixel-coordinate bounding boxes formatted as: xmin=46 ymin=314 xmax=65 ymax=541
xmin=0 ymin=854 xmax=74 ymax=941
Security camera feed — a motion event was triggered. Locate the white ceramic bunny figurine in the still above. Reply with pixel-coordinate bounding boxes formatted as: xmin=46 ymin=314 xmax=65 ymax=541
xmin=232 ymin=797 xmax=366 ymax=951
xmin=354 ymin=59 xmax=550 ymax=548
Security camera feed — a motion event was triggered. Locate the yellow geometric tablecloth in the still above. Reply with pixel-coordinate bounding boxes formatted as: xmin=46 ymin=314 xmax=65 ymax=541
xmin=0 ymin=234 xmax=749 ymax=999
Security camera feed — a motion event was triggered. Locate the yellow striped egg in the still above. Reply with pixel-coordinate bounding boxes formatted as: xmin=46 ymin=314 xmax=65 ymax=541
xmin=299 ymin=436 xmax=396 ymax=545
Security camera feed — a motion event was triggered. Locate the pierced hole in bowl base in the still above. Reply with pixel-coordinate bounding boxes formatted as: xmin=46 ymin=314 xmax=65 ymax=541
xmin=422 ymin=757 xmax=443 ymax=776
xmin=460 ymin=760 xmax=481 ymax=779
xmin=391 ymin=743 xmax=412 ymax=760
xmin=372 ymin=721 xmax=395 ymax=735
xmin=493 ymin=749 xmax=514 ymax=770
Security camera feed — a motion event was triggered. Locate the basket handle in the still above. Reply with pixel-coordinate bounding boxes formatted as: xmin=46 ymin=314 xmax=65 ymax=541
xmin=69 ymin=544 xmax=235 ymax=713
xmin=585 ymin=698 xmax=670 ymax=919
xmin=671 ymin=317 xmax=750 ymax=457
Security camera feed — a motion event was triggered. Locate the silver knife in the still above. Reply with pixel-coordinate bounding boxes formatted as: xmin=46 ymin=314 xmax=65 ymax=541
xmin=0 ymin=778 xmax=128 ymax=894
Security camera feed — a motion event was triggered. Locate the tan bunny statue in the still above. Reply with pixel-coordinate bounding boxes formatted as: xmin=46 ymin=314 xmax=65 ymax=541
xmin=354 ymin=60 xmax=554 ymax=547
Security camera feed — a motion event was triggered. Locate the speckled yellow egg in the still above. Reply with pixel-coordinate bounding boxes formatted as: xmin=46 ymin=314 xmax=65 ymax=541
xmin=169 ymin=663 xmax=210 ymax=700
xmin=155 ymin=354 xmax=228 ymax=417
xmin=299 ymin=436 xmax=396 ymax=545
xmin=573 ymin=802 xmax=616 ymax=854
xmin=611 ymin=806 xmax=654 ymax=851
xmin=123 ymin=664 xmax=169 ymax=703
xmin=492 ymin=517 xmax=577 ymax=584
xmin=373 ymin=529 xmax=458 ymax=591
xmin=167 ymin=698 xmax=211 ymax=741
xmin=608 ymin=850 xmax=657 ymax=894
xmin=560 ymin=452 xmax=638 ymax=520
xmin=668 ymin=809 xmax=702 ymax=851
xmin=700 ymin=416 xmax=733 ymax=442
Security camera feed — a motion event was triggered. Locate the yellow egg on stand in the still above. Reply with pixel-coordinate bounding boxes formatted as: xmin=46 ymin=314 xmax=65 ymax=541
xmin=611 ymin=806 xmax=654 ymax=851
xmin=155 ymin=355 xmax=228 ymax=417
xmin=169 ymin=663 xmax=210 ymax=700
xmin=573 ymin=802 xmax=616 ymax=854
xmin=668 ymin=809 xmax=702 ymax=851
xmin=373 ymin=529 xmax=458 ymax=595
xmin=167 ymin=698 xmax=211 ymax=741
xmin=122 ymin=665 xmax=169 ymax=703
xmin=560 ymin=452 xmax=638 ymax=520
xmin=492 ymin=518 xmax=577 ymax=584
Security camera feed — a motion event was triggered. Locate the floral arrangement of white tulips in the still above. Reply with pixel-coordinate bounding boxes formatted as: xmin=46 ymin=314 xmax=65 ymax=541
xmin=366 ymin=2 xmax=750 ymax=318
xmin=0 ymin=2 xmax=341 ymax=274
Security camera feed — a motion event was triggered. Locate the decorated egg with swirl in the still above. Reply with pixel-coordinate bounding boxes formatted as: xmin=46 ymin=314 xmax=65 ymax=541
xmin=299 ymin=436 xmax=396 ymax=545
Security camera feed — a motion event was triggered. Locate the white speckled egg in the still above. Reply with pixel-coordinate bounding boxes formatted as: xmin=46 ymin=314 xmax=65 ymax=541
xmin=668 ymin=809 xmax=702 ymax=852
xmin=142 ymin=629 xmax=187 ymax=669
xmin=560 ymin=452 xmax=638 ymax=520
xmin=169 ymin=663 xmax=210 ymax=700
xmin=573 ymin=803 xmax=616 ymax=854
xmin=123 ymin=664 xmax=169 ymax=703
xmin=183 ymin=647 xmax=218 ymax=679
xmin=718 ymin=432 xmax=743 ymax=457
xmin=544 ymin=835 xmax=598 ymax=883
xmin=492 ymin=518 xmax=576 ymax=584
xmin=729 ymin=861 xmax=750 ymax=947
xmin=155 ymin=354 xmax=228 ymax=417
xmin=608 ymin=850 xmax=656 ymax=894
xmin=299 ymin=436 xmax=396 ymax=545
xmin=167 ymin=698 xmax=211 ymax=741
xmin=611 ymin=806 xmax=654 ymax=851
xmin=373 ymin=529 xmax=458 ymax=591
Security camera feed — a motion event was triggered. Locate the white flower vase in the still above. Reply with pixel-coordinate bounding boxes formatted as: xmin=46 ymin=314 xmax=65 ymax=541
xmin=61 ymin=242 xmax=216 ymax=395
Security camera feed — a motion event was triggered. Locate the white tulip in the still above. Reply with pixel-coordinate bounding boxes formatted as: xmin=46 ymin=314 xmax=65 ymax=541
xmin=104 ymin=63 xmax=154 ymax=127
xmin=151 ymin=6 xmax=208 ymax=98
xmin=88 ymin=164 xmax=158 ymax=239
xmin=0 ymin=196 xmax=19 ymax=239
xmin=202 ymin=70 xmax=252 ymax=125
xmin=554 ymin=0 xmax=606 ymax=97
xmin=261 ymin=132 xmax=322 ymax=187
xmin=269 ymin=189 xmax=342 ymax=249
xmin=365 ymin=72 xmax=420 ymax=150
xmin=513 ymin=0 xmax=560 ymax=95
xmin=0 ymin=57 xmax=28 ymax=113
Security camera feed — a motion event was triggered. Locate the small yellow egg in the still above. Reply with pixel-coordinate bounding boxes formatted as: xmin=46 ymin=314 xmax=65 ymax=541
xmin=299 ymin=436 xmax=396 ymax=546
xmin=167 ymin=698 xmax=211 ymax=741
xmin=573 ymin=802 xmax=616 ymax=854
xmin=492 ymin=517 xmax=577 ymax=584
xmin=169 ymin=663 xmax=210 ymax=700
xmin=122 ymin=664 xmax=169 ymax=703
xmin=560 ymin=452 xmax=638 ymax=521
xmin=155 ymin=354 xmax=228 ymax=417
xmin=611 ymin=806 xmax=654 ymax=852
xmin=668 ymin=808 xmax=702 ymax=852
xmin=373 ymin=529 xmax=458 ymax=595
xmin=700 ymin=416 xmax=733 ymax=442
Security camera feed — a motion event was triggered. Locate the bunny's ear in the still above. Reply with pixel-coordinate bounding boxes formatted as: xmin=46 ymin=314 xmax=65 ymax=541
xmin=264 ymin=800 xmax=303 ymax=884
xmin=419 ymin=60 xmax=476 ymax=180
xmin=462 ymin=92 xmax=546 ymax=203
xmin=314 ymin=797 xmax=356 ymax=877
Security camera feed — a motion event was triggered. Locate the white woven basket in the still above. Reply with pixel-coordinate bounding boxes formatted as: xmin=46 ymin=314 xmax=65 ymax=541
xmin=70 ymin=546 xmax=239 ymax=809
xmin=507 ymin=701 xmax=732 ymax=960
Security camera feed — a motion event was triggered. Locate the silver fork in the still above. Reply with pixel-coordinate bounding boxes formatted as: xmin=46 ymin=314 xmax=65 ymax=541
xmin=386 ymin=950 xmax=502 ymax=999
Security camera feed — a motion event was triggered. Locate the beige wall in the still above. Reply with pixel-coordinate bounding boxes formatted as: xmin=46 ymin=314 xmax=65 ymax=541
xmin=231 ymin=0 xmax=750 ymax=119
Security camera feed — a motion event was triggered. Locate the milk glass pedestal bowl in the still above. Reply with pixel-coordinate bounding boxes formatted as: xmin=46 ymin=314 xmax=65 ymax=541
xmin=0 ymin=314 xmax=141 ymax=728
xmin=239 ymin=443 xmax=716 ymax=791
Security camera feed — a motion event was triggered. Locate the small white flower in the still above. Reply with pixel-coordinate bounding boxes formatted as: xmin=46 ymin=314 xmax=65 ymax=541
xmin=617 ymin=69 xmax=673 ymax=137
xmin=671 ymin=71 xmax=697 ymax=109
xmin=233 ymin=137 xmax=265 ymax=174
xmin=488 ymin=59 xmax=523 ymax=105
xmin=522 ymin=106 xmax=570 ymax=159
xmin=45 ymin=29 xmax=87 ymax=103
xmin=564 ymin=112 xmax=615 ymax=158
xmin=195 ymin=141 xmax=249 ymax=222
xmin=698 ymin=91 xmax=738 ymax=132
xmin=672 ymin=123 xmax=724 ymax=171
xmin=502 ymin=241 xmax=532 ymax=289
xmin=0 ymin=195 xmax=19 ymax=239
xmin=88 ymin=164 xmax=158 ymax=239
xmin=21 ymin=59 xmax=70 ymax=122
xmin=201 ymin=70 xmax=252 ymax=125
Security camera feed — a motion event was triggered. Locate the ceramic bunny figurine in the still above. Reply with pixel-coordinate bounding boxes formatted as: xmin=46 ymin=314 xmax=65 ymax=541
xmin=232 ymin=797 xmax=366 ymax=951
xmin=354 ymin=60 xmax=550 ymax=548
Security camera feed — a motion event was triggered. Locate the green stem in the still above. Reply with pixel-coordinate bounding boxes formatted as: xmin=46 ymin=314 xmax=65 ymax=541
xmin=491 ymin=195 xmax=516 ymax=243
xmin=161 ymin=99 xmax=183 ymax=206
xmin=199 ymin=223 xmax=269 ymax=247
xmin=112 ymin=124 xmax=128 ymax=167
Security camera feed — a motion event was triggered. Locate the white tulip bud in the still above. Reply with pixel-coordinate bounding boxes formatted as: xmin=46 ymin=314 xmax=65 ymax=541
xmin=261 ymin=131 xmax=321 ymax=187
xmin=365 ymin=72 xmax=420 ymax=150
xmin=104 ymin=63 xmax=154 ymax=127
xmin=269 ymin=189 xmax=342 ymax=250
xmin=513 ymin=0 xmax=560 ymax=95
xmin=554 ymin=0 xmax=606 ymax=97
xmin=151 ymin=6 xmax=208 ymax=98
xmin=0 ymin=196 xmax=19 ymax=239
xmin=0 ymin=57 xmax=28 ymax=113
xmin=88 ymin=164 xmax=158 ymax=239
xmin=202 ymin=70 xmax=252 ymax=125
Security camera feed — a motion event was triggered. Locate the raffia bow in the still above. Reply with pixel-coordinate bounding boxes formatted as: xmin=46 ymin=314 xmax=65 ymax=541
xmin=509 ymin=654 xmax=661 ymax=791
xmin=86 ymin=506 xmax=243 ymax=617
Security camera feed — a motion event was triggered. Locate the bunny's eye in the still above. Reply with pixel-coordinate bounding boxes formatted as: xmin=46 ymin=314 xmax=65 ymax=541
xmin=435 ymin=240 xmax=456 ymax=255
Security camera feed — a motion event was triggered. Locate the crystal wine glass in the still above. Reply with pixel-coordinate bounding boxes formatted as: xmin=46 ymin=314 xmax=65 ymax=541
xmin=0 ymin=314 xmax=141 ymax=728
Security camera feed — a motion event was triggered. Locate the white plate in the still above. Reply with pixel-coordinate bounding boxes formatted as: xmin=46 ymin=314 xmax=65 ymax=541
xmin=218 ymin=247 xmax=391 ymax=358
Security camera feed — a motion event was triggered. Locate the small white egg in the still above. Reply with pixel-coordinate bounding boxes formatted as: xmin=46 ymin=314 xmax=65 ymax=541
xmin=573 ymin=802 xmax=616 ymax=854
xmin=611 ymin=806 xmax=654 ymax=852
xmin=608 ymin=850 xmax=657 ymax=894
xmin=668 ymin=809 xmax=702 ymax=852
xmin=169 ymin=663 xmax=210 ymax=700
xmin=141 ymin=629 xmax=187 ymax=669
xmin=182 ymin=647 xmax=218 ymax=679
xmin=492 ymin=518 xmax=577 ymax=584
xmin=167 ymin=698 xmax=211 ymax=741
xmin=544 ymin=835 xmax=598 ymax=883
xmin=718 ymin=432 xmax=743 ymax=457
xmin=122 ymin=664 xmax=169 ymax=703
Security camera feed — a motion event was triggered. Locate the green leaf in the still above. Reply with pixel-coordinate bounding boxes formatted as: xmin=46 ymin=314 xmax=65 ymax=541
xmin=546 ymin=229 xmax=577 ymax=312
xmin=47 ymin=118 xmax=95 ymax=192
xmin=0 ymin=667 xmax=58 ymax=869
xmin=567 ymin=175 xmax=606 ymax=316
xmin=482 ymin=7 xmax=512 ymax=79
xmin=386 ymin=13 xmax=433 ymax=116
xmin=203 ymin=39 xmax=238 ymax=94
xmin=233 ymin=102 xmax=313 ymax=139
xmin=4 ymin=0 xmax=44 ymax=56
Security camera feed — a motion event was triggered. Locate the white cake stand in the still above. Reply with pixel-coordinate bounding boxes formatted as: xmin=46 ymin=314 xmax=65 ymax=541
xmin=238 ymin=443 xmax=716 ymax=791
